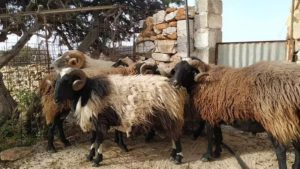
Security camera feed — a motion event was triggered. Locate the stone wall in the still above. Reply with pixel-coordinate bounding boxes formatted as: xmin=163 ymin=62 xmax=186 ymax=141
xmin=136 ymin=0 xmax=222 ymax=73
xmin=136 ymin=7 xmax=196 ymax=73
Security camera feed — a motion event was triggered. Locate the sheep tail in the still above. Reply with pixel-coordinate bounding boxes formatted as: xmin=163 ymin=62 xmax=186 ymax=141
xmin=221 ymin=142 xmax=250 ymax=169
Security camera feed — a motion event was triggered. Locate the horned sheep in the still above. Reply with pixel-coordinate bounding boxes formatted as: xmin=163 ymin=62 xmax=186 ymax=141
xmin=41 ymin=50 xmax=157 ymax=152
xmin=54 ymin=68 xmax=187 ymax=166
xmin=170 ymin=58 xmax=300 ymax=169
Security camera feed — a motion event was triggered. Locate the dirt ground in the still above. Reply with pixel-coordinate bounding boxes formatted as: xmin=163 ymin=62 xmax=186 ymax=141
xmin=0 ymin=126 xmax=295 ymax=169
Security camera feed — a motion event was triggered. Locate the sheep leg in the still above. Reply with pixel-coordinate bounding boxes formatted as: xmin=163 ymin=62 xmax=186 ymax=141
xmin=114 ymin=130 xmax=119 ymax=143
xmin=170 ymin=139 xmax=183 ymax=164
xmin=57 ymin=117 xmax=71 ymax=147
xmin=47 ymin=122 xmax=57 ymax=152
xmin=115 ymin=130 xmax=128 ymax=152
xmin=91 ymin=117 xmax=106 ymax=167
xmin=292 ymin=141 xmax=300 ymax=169
xmin=145 ymin=128 xmax=156 ymax=142
xmin=93 ymin=129 xmax=104 ymax=167
xmin=201 ymin=123 xmax=214 ymax=162
xmin=213 ymin=126 xmax=223 ymax=158
xmin=269 ymin=135 xmax=287 ymax=169
xmin=193 ymin=121 xmax=206 ymax=140
xmin=86 ymin=131 xmax=96 ymax=161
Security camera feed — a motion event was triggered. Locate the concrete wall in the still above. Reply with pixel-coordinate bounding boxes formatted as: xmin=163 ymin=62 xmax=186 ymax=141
xmin=288 ymin=0 xmax=300 ymax=60
xmin=194 ymin=0 xmax=222 ymax=64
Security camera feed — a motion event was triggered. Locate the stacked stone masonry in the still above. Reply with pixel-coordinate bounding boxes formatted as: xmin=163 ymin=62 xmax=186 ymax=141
xmin=136 ymin=1 xmax=222 ymax=73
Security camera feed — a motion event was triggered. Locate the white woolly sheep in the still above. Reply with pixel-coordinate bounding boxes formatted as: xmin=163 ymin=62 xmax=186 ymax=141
xmin=54 ymin=68 xmax=187 ymax=166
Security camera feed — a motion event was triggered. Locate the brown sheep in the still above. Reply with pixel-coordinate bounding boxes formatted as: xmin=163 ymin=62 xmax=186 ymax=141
xmin=170 ymin=58 xmax=300 ymax=169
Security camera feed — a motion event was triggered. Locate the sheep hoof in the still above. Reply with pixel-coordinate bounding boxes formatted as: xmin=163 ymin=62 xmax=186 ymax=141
xmin=213 ymin=150 xmax=221 ymax=158
xmin=63 ymin=140 xmax=71 ymax=147
xmin=201 ymin=153 xmax=213 ymax=162
xmin=47 ymin=146 xmax=57 ymax=153
xmin=169 ymin=149 xmax=177 ymax=161
xmin=174 ymin=154 xmax=183 ymax=165
xmin=118 ymin=144 xmax=129 ymax=152
xmin=93 ymin=154 xmax=103 ymax=167
xmin=86 ymin=148 xmax=95 ymax=161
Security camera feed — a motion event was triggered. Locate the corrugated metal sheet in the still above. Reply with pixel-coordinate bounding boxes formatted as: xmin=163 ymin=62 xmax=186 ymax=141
xmin=216 ymin=41 xmax=287 ymax=68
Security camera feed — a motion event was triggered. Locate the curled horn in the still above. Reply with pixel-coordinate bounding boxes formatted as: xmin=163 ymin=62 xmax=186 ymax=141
xmin=187 ymin=59 xmax=210 ymax=73
xmin=140 ymin=62 xmax=157 ymax=74
xmin=67 ymin=50 xmax=86 ymax=68
xmin=187 ymin=58 xmax=211 ymax=82
xmin=68 ymin=69 xmax=87 ymax=91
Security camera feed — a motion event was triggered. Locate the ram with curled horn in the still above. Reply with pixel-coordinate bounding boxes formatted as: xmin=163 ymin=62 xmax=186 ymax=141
xmin=171 ymin=57 xmax=300 ymax=169
xmin=54 ymin=68 xmax=187 ymax=166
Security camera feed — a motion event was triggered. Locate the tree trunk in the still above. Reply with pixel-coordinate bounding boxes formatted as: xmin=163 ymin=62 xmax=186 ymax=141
xmin=77 ymin=15 xmax=100 ymax=52
xmin=0 ymin=22 xmax=41 ymax=126
xmin=0 ymin=72 xmax=17 ymax=126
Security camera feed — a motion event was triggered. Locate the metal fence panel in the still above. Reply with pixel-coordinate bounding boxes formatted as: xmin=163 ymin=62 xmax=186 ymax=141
xmin=216 ymin=41 xmax=287 ymax=68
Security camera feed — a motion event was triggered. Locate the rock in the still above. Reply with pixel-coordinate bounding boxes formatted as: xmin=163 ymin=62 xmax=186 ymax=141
xmin=154 ymin=23 xmax=168 ymax=30
xmin=196 ymin=0 xmax=222 ymax=14
xmin=140 ymin=17 xmax=156 ymax=37
xmin=294 ymin=22 xmax=300 ymax=39
xmin=194 ymin=28 xmax=222 ymax=49
xmin=166 ymin=7 xmax=177 ymax=13
xmin=162 ymin=27 xmax=177 ymax=35
xmin=196 ymin=13 xmax=222 ymax=29
xmin=150 ymin=36 xmax=157 ymax=41
xmin=175 ymin=8 xmax=186 ymax=20
xmin=188 ymin=6 xmax=196 ymax=18
xmin=144 ymin=58 xmax=156 ymax=65
xmin=157 ymin=62 xmax=177 ymax=75
xmin=177 ymin=20 xmax=194 ymax=37
xmin=156 ymin=34 xmax=167 ymax=40
xmin=169 ymin=21 xmax=177 ymax=27
xmin=154 ymin=40 xmax=177 ymax=54
xmin=153 ymin=10 xmax=166 ymax=24
xmin=0 ymin=147 xmax=33 ymax=161
xmin=152 ymin=53 xmax=171 ymax=62
xmin=165 ymin=11 xmax=177 ymax=22
xmin=136 ymin=41 xmax=155 ymax=53
xmin=153 ymin=26 xmax=162 ymax=34
xmin=170 ymin=53 xmax=182 ymax=62
xmin=167 ymin=32 xmax=177 ymax=40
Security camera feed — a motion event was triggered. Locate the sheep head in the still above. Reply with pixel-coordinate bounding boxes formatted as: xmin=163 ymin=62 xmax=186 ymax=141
xmin=51 ymin=50 xmax=86 ymax=73
xmin=54 ymin=68 xmax=87 ymax=105
xmin=112 ymin=56 xmax=135 ymax=67
xmin=170 ymin=58 xmax=210 ymax=90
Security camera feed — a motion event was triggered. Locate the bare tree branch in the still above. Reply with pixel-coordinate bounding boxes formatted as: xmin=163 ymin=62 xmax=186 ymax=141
xmin=0 ymin=22 xmax=42 ymax=69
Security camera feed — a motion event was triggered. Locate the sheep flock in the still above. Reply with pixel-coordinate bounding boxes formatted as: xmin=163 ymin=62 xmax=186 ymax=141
xmin=33 ymin=50 xmax=300 ymax=169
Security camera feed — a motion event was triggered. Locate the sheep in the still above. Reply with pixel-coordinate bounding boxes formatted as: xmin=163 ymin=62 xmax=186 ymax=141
xmin=39 ymin=72 xmax=72 ymax=152
xmin=54 ymin=68 xmax=187 ymax=166
xmin=41 ymin=54 xmax=159 ymax=152
xmin=50 ymin=50 xmax=115 ymax=71
xmin=170 ymin=58 xmax=300 ymax=169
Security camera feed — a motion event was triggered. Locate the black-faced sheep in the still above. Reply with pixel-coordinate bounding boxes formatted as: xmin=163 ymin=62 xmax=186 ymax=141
xmin=54 ymin=68 xmax=187 ymax=166
xmin=170 ymin=58 xmax=300 ymax=169
xmin=41 ymin=50 xmax=158 ymax=152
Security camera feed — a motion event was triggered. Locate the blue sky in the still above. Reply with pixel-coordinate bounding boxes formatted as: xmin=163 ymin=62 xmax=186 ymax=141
xmin=189 ymin=0 xmax=292 ymax=42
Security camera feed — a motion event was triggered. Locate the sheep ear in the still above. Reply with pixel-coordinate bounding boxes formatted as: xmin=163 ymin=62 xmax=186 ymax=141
xmin=194 ymin=73 xmax=209 ymax=82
